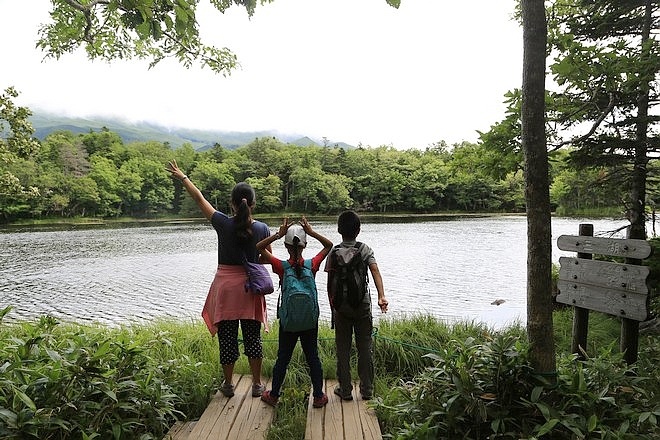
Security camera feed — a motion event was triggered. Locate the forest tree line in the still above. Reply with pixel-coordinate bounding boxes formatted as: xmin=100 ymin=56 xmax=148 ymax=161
xmin=1 ymin=125 xmax=642 ymax=222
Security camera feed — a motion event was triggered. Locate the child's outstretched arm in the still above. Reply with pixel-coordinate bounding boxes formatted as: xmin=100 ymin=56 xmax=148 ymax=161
xmin=256 ymin=217 xmax=291 ymax=262
xmin=300 ymin=216 xmax=332 ymax=257
xmin=369 ymin=262 xmax=388 ymax=313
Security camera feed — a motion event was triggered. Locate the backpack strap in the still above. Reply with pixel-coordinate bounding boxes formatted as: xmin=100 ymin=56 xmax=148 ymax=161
xmin=351 ymin=242 xmax=370 ymax=294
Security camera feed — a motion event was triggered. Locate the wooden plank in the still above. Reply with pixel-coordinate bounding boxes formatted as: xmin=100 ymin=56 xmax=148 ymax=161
xmin=324 ymin=380 xmax=345 ymax=439
xmin=558 ymin=257 xmax=649 ymax=294
xmin=163 ymin=421 xmax=195 ymax=440
xmin=305 ymin=379 xmax=327 ymax=440
xmin=342 ymin=383 xmax=363 ymax=439
xmin=556 ymin=280 xmax=649 ymax=321
xmin=203 ymin=375 xmax=252 ymax=440
xmin=557 ymin=235 xmax=651 ymax=259
xmin=358 ymin=401 xmax=382 ymax=440
xmin=186 ymin=374 xmax=246 ymax=439
xmin=228 ymin=378 xmax=274 ymax=440
xmin=163 ymin=421 xmax=185 ymax=440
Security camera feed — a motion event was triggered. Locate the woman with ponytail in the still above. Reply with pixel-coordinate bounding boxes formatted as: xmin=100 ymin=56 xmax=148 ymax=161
xmin=167 ymin=160 xmax=270 ymax=399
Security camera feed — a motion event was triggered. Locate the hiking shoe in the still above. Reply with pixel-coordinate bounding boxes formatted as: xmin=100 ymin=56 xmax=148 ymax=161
xmin=313 ymin=393 xmax=329 ymax=408
xmin=334 ymin=385 xmax=353 ymax=401
xmin=251 ymin=382 xmax=265 ymax=397
xmin=361 ymin=393 xmax=373 ymax=401
xmin=261 ymin=390 xmax=278 ymax=407
xmin=220 ymin=381 xmax=234 ymax=398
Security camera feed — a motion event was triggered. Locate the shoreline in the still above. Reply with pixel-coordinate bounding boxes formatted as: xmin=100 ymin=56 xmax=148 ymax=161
xmin=0 ymin=211 xmax=625 ymax=232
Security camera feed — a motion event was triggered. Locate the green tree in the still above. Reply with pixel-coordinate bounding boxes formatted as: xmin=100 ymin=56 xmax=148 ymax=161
xmin=478 ymin=89 xmax=525 ymax=180
xmin=289 ymin=166 xmax=324 ymax=212
xmin=169 ymin=143 xmax=199 ymax=212
xmin=494 ymin=171 xmax=526 ymax=212
xmin=81 ymin=128 xmax=124 ymax=157
xmin=246 ymin=174 xmax=282 ymax=213
xmin=445 ymin=142 xmax=507 ymax=211
xmin=88 ymin=156 xmax=122 ymax=217
xmin=0 ymin=87 xmax=40 ymax=164
xmin=319 ymin=172 xmax=353 ymax=213
xmin=40 ymin=131 xmax=91 ymax=177
xmin=117 ymin=159 xmax=145 ymax=215
xmin=64 ymin=176 xmax=101 ymax=216
xmin=547 ymin=0 xmax=660 ymax=239
xmin=186 ymin=160 xmax=236 ymax=214
xmin=0 ymin=164 xmax=40 ymax=219
xmin=0 ymin=87 xmax=41 ymax=220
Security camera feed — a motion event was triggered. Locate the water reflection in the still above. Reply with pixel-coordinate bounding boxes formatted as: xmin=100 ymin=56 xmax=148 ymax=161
xmin=0 ymin=216 xmax=633 ymax=329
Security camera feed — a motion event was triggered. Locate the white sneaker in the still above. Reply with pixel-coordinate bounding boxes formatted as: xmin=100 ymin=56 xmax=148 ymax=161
xmin=251 ymin=382 xmax=265 ymax=397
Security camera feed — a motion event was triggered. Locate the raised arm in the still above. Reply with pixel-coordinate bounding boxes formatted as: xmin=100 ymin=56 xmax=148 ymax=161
xmin=166 ymin=160 xmax=216 ymax=220
xmin=300 ymin=216 xmax=333 ymax=257
xmin=256 ymin=217 xmax=291 ymax=262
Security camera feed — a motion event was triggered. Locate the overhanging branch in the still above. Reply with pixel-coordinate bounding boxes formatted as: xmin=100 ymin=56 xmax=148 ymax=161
xmin=550 ymin=92 xmax=616 ymax=151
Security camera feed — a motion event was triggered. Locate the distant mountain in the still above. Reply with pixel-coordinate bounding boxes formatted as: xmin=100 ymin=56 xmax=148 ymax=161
xmin=28 ymin=111 xmax=354 ymax=150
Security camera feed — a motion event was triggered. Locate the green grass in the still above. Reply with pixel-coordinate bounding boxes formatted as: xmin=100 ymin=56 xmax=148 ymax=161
xmin=1 ymin=307 xmax=658 ymax=439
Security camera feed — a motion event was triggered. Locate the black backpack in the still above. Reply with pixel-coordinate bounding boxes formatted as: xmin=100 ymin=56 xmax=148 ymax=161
xmin=330 ymin=242 xmax=368 ymax=309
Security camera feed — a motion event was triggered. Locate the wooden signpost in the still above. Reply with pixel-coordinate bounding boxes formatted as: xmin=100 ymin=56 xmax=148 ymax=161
xmin=556 ymin=224 xmax=652 ymax=364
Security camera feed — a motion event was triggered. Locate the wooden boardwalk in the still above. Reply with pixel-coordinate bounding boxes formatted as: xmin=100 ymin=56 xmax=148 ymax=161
xmin=163 ymin=375 xmax=382 ymax=440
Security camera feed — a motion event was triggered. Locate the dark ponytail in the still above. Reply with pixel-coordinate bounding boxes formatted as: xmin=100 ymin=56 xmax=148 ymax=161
xmin=293 ymin=237 xmax=302 ymax=278
xmin=231 ymin=182 xmax=256 ymax=242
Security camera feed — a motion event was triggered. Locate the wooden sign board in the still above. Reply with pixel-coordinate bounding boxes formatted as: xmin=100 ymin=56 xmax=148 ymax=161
xmin=557 ymin=235 xmax=651 ymax=259
xmin=557 ymin=257 xmax=649 ymax=321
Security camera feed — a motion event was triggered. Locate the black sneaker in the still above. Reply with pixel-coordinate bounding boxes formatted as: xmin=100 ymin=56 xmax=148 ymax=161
xmin=334 ymin=385 xmax=353 ymax=401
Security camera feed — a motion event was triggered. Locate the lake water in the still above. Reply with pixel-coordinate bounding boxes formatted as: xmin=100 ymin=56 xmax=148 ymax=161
xmin=0 ymin=216 xmax=635 ymax=329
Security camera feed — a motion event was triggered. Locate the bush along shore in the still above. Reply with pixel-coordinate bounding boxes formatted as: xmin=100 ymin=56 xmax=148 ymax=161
xmin=0 ymin=307 xmax=658 ymax=439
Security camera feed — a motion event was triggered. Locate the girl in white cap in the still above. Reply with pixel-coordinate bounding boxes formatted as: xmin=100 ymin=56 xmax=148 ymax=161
xmin=256 ymin=216 xmax=333 ymax=408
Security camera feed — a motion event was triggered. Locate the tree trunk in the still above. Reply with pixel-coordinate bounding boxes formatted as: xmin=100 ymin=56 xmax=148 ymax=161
xmin=628 ymin=0 xmax=652 ymax=241
xmin=622 ymin=0 xmax=653 ymax=364
xmin=521 ymin=0 xmax=557 ymax=379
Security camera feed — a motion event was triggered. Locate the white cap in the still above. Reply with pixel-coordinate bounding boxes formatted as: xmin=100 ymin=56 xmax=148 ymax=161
xmin=284 ymin=224 xmax=307 ymax=247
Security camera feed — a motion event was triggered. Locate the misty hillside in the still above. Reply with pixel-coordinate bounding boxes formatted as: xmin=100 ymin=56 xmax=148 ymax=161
xmin=28 ymin=111 xmax=354 ymax=150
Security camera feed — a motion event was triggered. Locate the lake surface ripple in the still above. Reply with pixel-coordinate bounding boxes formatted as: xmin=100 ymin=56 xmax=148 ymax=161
xmin=0 ymin=216 xmax=631 ymax=329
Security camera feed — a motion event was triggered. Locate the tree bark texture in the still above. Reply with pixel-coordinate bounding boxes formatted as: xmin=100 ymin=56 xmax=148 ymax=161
xmin=522 ymin=0 xmax=557 ymax=378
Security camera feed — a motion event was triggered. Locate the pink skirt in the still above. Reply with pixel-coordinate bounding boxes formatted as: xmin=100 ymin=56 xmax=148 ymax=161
xmin=201 ymin=264 xmax=269 ymax=335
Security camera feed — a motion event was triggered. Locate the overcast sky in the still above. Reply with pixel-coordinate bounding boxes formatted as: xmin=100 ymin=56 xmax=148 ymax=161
xmin=0 ymin=0 xmax=522 ymax=149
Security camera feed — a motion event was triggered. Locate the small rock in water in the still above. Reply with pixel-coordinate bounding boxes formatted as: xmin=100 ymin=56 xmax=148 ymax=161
xmin=491 ymin=299 xmax=505 ymax=306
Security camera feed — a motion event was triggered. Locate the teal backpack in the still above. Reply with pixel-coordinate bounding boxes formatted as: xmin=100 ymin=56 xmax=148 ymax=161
xmin=278 ymin=259 xmax=319 ymax=332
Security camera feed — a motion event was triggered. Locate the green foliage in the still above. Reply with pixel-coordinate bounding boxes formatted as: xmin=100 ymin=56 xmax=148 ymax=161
xmin=1 ymin=314 xmax=658 ymax=439
xmin=0 ymin=87 xmax=40 ymax=164
xmin=264 ymin=387 xmax=308 ymax=440
xmin=36 ymin=0 xmax=263 ymax=75
xmin=522 ymin=349 xmax=660 ymax=439
xmin=546 ymin=0 xmax=659 ymax=238
xmin=0 ymin=318 xmax=185 ymax=439
xmin=2 ymin=119 xmax=532 ymax=223
xmin=0 ymin=88 xmax=42 ymax=220
xmin=376 ymin=332 xmax=534 ymax=439
xmin=375 ymin=318 xmax=660 ymax=439
xmin=2 ymin=85 xmax=649 ymax=223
